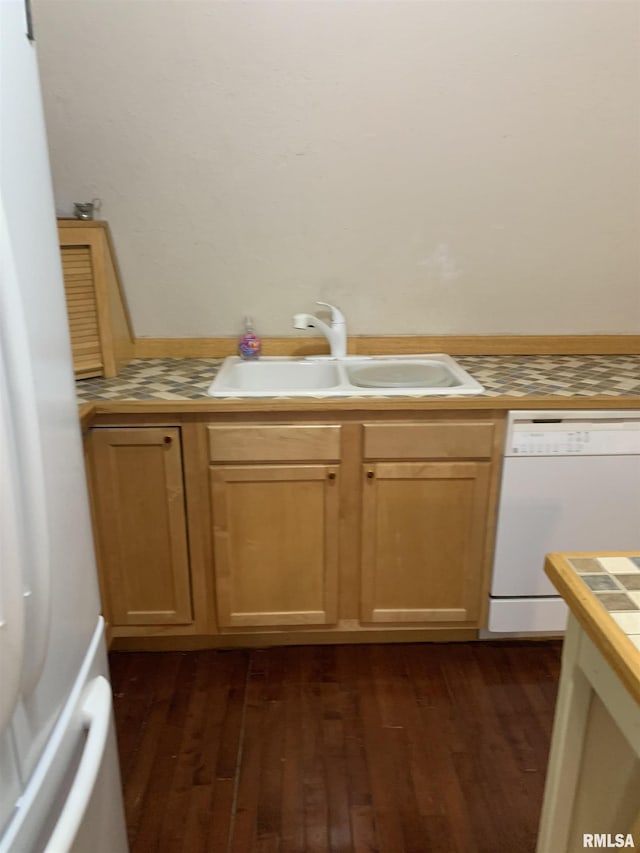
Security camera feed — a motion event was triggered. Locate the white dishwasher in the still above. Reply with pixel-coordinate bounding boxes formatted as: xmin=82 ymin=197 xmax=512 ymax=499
xmin=487 ymin=409 xmax=640 ymax=634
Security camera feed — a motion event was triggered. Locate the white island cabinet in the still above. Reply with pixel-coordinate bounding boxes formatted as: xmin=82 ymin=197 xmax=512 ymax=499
xmin=537 ymin=552 xmax=640 ymax=853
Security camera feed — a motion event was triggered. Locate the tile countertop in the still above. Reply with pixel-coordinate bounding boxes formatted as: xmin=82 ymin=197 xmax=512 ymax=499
xmin=545 ymin=553 xmax=640 ymax=708
xmin=76 ymin=354 xmax=640 ymax=403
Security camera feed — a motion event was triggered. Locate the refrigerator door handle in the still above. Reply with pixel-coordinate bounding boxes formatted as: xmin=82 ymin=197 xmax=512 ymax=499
xmin=43 ymin=676 xmax=114 ymax=853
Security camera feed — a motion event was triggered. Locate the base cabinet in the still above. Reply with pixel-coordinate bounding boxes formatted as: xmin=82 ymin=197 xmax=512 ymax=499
xmin=361 ymin=461 xmax=491 ymax=624
xmin=210 ymin=464 xmax=339 ymax=628
xmin=359 ymin=421 xmax=499 ymax=628
xmin=88 ymin=427 xmax=193 ymax=628
xmin=87 ymin=413 xmax=503 ymax=645
xmin=207 ymin=424 xmax=341 ymax=629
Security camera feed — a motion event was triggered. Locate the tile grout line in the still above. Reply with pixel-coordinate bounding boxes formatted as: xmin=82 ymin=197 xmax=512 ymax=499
xmin=225 ymin=652 xmax=253 ymax=853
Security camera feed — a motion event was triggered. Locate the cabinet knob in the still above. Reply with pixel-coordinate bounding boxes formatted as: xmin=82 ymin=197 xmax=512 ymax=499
xmin=163 ymin=435 xmax=173 ymax=445
xmin=366 ymin=470 xmax=374 ymax=479
xmin=328 ymin=471 xmax=336 ymax=480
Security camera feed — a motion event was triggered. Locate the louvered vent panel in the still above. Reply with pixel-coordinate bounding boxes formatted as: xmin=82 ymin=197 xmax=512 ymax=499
xmin=61 ymin=245 xmax=103 ymax=378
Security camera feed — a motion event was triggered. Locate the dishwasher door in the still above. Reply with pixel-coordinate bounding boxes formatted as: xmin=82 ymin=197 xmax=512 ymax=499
xmin=492 ymin=454 xmax=640 ymax=598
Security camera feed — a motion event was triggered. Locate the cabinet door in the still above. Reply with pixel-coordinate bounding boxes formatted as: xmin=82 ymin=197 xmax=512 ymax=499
xmin=210 ymin=464 xmax=339 ymax=628
xmin=89 ymin=428 xmax=193 ymax=626
xmin=360 ymin=461 xmax=491 ymax=625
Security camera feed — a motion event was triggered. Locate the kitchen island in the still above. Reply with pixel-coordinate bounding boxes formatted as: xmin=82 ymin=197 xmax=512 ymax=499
xmin=537 ymin=553 xmax=640 ymax=853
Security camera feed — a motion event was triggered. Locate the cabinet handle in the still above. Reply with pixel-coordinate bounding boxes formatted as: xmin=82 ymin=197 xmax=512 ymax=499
xmin=366 ymin=470 xmax=374 ymax=479
xmin=163 ymin=435 xmax=172 ymax=445
xmin=328 ymin=471 xmax=336 ymax=480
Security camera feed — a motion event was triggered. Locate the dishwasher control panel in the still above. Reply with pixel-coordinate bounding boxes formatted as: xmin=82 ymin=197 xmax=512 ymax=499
xmin=506 ymin=410 xmax=640 ymax=456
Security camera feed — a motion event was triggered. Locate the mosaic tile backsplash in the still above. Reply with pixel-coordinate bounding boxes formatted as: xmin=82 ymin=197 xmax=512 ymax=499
xmin=568 ymin=556 xmax=640 ymax=652
xmin=76 ymin=354 xmax=640 ymax=403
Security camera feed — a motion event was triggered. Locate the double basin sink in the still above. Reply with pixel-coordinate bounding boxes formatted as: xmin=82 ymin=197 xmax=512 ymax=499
xmin=208 ymin=354 xmax=484 ymax=398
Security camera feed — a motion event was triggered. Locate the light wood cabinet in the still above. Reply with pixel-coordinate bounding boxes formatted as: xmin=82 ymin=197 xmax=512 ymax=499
xmin=57 ymin=220 xmax=133 ymax=378
xmin=88 ymin=427 xmax=193 ymax=628
xmin=86 ymin=412 xmax=503 ymax=645
xmin=359 ymin=422 xmax=498 ymax=627
xmin=205 ymin=417 xmax=500 ymax=633
xmin=208 ymin=425 xmax=341 ymax=628
xmin=360 ymin=460 xmax=491 ymax=624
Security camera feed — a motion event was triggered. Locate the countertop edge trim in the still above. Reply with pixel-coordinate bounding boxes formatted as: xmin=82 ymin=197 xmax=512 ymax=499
xmin=78 ymin=396 xmax=640 ymax=415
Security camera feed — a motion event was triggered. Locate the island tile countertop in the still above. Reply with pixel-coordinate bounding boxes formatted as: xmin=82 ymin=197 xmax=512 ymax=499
xmin=545 ymin=552 xmax=640 ymax=708
xmin=76 ymin=354 xmax=640 ymax=404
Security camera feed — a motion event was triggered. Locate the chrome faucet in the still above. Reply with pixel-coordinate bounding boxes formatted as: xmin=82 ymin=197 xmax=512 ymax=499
xmin=292 ymin=302 xmax=347 ymax=359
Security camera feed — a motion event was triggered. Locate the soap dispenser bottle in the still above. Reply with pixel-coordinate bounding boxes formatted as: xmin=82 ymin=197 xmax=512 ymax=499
xmin=238 ymin=315 xmax=261 ymax=360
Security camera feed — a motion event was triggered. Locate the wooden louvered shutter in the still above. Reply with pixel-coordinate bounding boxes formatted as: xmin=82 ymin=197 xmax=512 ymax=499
xmin=60 ymin=244 xmax=103 ymax=378
xmin=57 ymin=221 xmax=134 ymax=378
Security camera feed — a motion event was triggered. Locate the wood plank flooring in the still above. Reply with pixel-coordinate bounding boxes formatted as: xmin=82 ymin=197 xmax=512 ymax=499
xmin=109 ymin=641 xmax=562 ymax=853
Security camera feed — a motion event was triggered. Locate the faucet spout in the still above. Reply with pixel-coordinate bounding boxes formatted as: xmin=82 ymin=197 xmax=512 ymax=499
xmin=292 ymin=303 xmax=347 ymax=358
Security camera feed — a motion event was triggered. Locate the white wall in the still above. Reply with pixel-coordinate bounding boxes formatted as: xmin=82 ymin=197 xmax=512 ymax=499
xmin=34 ymin=0 xmax=640 ymax=338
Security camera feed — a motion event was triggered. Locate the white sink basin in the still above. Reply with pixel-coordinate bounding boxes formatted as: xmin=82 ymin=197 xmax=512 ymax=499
xmin=208 ymin=354 xmax=484 ymax=398
xmin=345 ymin=360 xmax=459 ymax=389
xmin=212 ymin=359 xmax=341 ymax=392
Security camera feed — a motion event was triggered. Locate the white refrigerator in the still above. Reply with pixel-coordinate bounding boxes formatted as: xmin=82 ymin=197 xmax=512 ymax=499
xmin=0 ymin=2 xmax=129 ymax=850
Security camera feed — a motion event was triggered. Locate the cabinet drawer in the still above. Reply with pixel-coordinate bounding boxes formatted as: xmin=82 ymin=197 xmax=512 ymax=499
xmin=363 ymin=422 xmax=496 ymax=460
xmin=208 ymin=424 xmax=341 ymax=462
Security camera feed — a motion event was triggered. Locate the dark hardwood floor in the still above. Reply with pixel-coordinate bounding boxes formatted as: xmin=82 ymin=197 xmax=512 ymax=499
xmin=109 ymin=641 xmax=562 ymax=853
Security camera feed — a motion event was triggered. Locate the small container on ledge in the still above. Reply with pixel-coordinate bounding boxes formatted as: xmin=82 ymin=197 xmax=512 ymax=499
xmin=238 ymin=316 xmax=261 ymax=360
